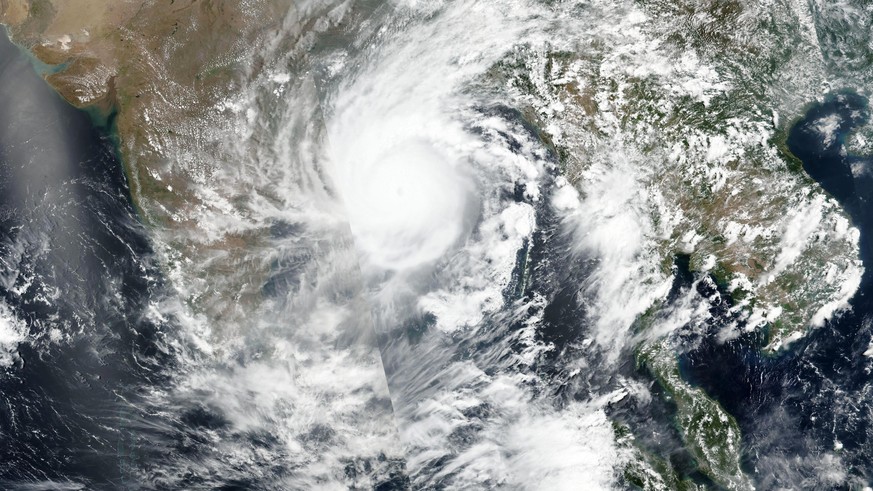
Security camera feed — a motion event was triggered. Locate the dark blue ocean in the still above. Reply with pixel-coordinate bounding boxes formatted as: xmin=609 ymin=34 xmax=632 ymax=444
xmin=0 ymin=29 xmax=173 ymax=489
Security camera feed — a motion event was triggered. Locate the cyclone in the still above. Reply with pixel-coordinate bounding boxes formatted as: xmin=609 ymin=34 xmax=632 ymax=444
xmin=330 ymin=129 xmax=473 ymax=270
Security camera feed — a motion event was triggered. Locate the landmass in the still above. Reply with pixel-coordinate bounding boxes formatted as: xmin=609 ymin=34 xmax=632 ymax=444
xmin=0 ymin=0 xmax=325 ymax=331
xmin=492 ymin=0 xmax=865 ymax=486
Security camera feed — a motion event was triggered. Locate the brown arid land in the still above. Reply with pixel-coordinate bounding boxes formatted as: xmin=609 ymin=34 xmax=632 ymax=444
xmin=0 ymin=0 xmax=332 ymax=330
